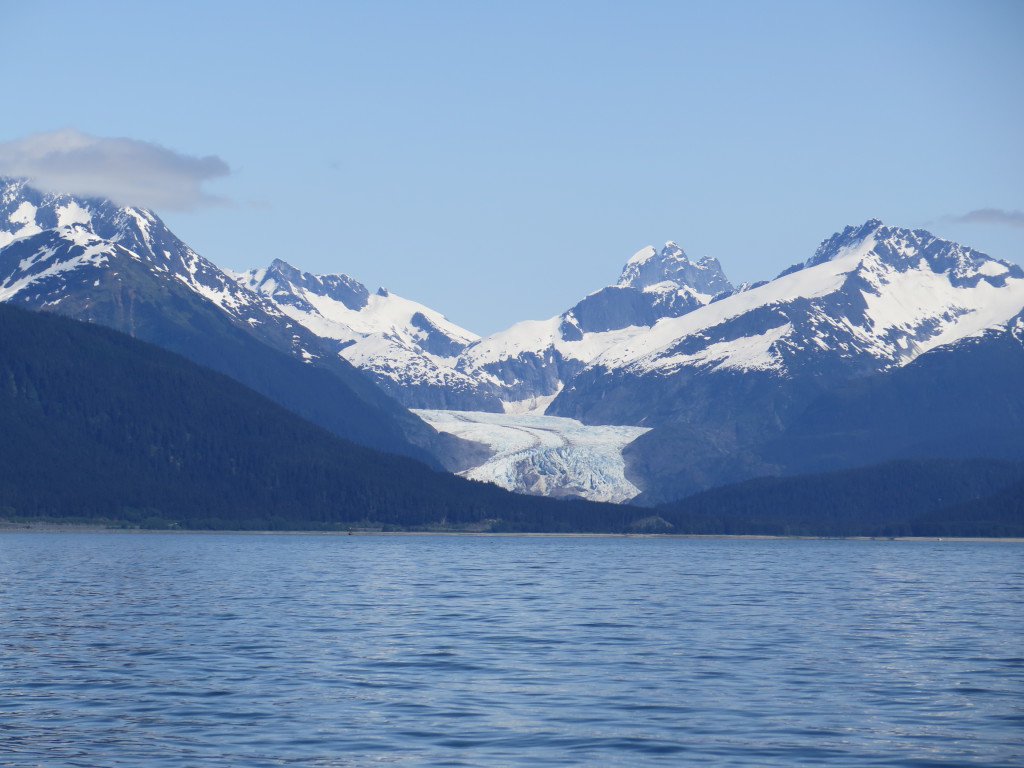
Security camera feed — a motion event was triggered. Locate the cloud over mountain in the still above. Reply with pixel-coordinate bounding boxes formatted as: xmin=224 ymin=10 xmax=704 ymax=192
xmin=0 ymin=129 xmax=230 ymax=211
xmin=947 ymin=208 xmax=1024 ymax=229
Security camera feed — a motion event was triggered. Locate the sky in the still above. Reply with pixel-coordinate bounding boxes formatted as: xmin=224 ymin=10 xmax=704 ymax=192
xmin=2 ymin=0 xmax=1022 ymax=335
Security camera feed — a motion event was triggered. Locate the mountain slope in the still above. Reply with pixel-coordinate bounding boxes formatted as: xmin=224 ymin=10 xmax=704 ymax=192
xmin=0 ymin=178 xmax=452 ymax=465
xmin=909 ymin=477 xmax=1024 ymax=537
xmin=627 ymin=308 xmax=1024 ymax=504
xmin=0 ymin=303 xmax=641 ymax=532
xmin=236 ymin=259 xmax=500 ymax=411
xmin=756 ymin=309 xmax=1024 ymax=473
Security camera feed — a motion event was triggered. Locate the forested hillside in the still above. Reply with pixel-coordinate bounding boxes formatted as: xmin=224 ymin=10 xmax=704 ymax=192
xmin=0 ymin=305 xmax=639 ymax=532
xmin=657 ymin=459 xmax=1024 ymax=537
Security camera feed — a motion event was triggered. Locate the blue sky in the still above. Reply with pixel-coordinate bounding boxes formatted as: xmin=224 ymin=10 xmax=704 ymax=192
xmin=4 ymin=0 xmax=1022 ymax=334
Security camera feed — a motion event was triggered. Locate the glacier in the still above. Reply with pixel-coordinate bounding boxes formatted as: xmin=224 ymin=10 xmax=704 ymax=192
xmin=413 ymin=409 xmax=650 ymax=503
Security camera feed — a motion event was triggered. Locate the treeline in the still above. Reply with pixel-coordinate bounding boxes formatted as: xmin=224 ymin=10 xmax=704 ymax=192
xmin=656 ymin=458 xmax=1024 ymax=537
xmin=0 ymin=304 xmax=641 ymax=532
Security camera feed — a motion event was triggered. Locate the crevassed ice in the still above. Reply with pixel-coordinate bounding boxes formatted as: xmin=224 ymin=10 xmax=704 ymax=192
xmin=414 ymin=409 xmax=650 ymax=504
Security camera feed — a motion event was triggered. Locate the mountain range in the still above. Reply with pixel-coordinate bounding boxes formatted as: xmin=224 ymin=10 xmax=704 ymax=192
xmin=2 ymin=176 xmax=1022 ymax=522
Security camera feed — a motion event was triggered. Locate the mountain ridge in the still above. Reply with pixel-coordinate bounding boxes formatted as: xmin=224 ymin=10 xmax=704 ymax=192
xmin=3 ymin=176 xmax=1023 ymax=512
xmin=0 ymin=178 xmax=460 ymax=466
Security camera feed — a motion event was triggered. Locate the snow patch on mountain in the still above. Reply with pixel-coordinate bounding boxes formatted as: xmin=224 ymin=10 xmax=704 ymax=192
xmin=0 ymin=202 xmax=43 ymax=248
xmin=414 ymin=409 xmax=650 ymax=503
xmin=56 ymin=201 xmax=91 ymax=228
xmin=503 ymin=392 xmax=560 ymax=415
xmin=461 ymin=317 xmax=642 ymax=370
xmin=0 ymin=234 xmax=116 ymax=302
xmin=657 ymin=322 xmax=793 ymax=374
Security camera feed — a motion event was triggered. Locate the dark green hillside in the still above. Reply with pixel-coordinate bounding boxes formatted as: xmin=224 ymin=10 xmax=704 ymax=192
xmin=0 ymin=304 xmax=639 ymax=532
xmin=908 ymin=477 xmax=1024 ymax=537
xmin=656 ymin=459 xmax=1024 ymax=537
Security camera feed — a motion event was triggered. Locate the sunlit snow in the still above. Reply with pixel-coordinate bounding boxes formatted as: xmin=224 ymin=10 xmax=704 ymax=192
xmin=56 ymin=202 xmax=91 ymax=228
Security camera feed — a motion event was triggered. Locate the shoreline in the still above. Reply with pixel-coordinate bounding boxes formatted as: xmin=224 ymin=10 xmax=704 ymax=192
xmin=0 ymin=522 xmax=1020 ymax=543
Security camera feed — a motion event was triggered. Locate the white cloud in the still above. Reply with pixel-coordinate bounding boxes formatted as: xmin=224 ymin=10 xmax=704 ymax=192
xmin=0 ymin=128 xmax=230 ymax=211
xmin=947 ymin=208 xmax=1024 ymax=229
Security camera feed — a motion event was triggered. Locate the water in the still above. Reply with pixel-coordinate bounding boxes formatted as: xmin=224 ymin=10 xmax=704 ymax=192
xmin=0 ymin=534 xmax=1021 ymax=767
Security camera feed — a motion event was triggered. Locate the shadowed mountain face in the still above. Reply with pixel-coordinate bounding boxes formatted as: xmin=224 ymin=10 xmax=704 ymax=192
xmin=626 ymin=312 xmax=1024 ymax=504
xmin=0 ymin=178 xmax=458 ymax=467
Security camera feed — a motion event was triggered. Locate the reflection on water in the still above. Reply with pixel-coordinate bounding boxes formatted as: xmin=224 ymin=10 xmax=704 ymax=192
xmin=0 ymin=534 xmax=1021 ymax=766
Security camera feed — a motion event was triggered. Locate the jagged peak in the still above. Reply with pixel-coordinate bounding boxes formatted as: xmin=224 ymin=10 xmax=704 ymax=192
xmin=254 ymin=258 xmax=369 ymax=311
xmin=0 ymin=178 xmax=194 ymax=268
xmin=774 ymin=219 xmax=1023 ymax=292
xmin=660 ymin=241 xmax=688 ymax=260
xmin=806 ymin=218 xmax=887 ymax=268
xmin=267 ymin=257 xmax=361 ymax=285
xmin=266 ymin=258 xmax=303 ymax=281
xmin=617 ymin=239 xmax=732 ymax=296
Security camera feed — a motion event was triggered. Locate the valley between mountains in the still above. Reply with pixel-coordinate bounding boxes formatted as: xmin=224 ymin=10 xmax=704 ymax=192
xmin=2 ymin=176 xmax=1023 ymax=533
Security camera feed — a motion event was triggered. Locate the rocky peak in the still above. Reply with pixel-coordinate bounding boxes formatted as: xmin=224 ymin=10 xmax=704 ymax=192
xmin=804 ymin=218 xmax=885 ymax=270
xmin=798 ymin=219 xmax=1023 ymax=290
xmin=247 ymin=259 xmax=370 ymax=312
xmin=617 ymin=241 xmax=732 ymax=296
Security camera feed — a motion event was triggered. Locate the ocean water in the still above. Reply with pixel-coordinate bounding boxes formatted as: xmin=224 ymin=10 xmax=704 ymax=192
xmin=0 ymin=533 xmax=1021 ymax=767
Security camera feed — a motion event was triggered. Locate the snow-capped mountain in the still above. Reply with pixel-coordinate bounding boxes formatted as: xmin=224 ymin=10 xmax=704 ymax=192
xmin=228 ymin=219 xmax=1024 ymax=502
xmin=544 ymin=220 xmax=1024 ymax=502
xmin=0 ymin=178 xmax=306 ymax=352
xmin=235 ymin=259 xmax=502 ymax=411
xmin=551 ymin=219 xmax=1024 ymax=427
xmin=0 ymin=178 xmax=455 ymax=465
xmin=235 ymin=242 xmax=735 ymax=413
xmin=5 ymin=173 xmax=1023 ymax=506
xmin=452 ymin=242 xmax=735 ymax=410
xmin=763 ymin=306 xmax=1024 ymax=476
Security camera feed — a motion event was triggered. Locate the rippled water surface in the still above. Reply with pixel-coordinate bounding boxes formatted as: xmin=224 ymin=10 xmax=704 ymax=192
xmin=1 ymin=533 xmax=1021 ymax=767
